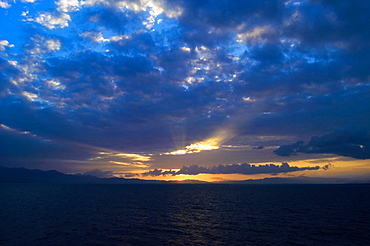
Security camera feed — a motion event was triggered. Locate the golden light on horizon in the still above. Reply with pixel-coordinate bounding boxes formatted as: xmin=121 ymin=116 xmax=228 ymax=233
xmin=92 ymin=151 xmax=151 ymax=162
xmin=119 ymin=156 xmax=370 ymax=183
xmin=114 ymin=153 xmax=151 ymax=162
xmin=135 ymin=173 xmax=276 ymax=183
xmin=164 ymin=129 xmax=234 ymax=155
xmin=164 ymin=138 xmax=220 ymax=155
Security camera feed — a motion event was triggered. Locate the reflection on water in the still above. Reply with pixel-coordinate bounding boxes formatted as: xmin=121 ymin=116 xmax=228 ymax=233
xmin=1 ymin=184 xmax=369 ymax=245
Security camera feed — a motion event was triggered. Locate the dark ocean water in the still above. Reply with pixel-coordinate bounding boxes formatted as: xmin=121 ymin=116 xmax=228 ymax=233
xmin=0 ymin=184 xmax=369 ymax=246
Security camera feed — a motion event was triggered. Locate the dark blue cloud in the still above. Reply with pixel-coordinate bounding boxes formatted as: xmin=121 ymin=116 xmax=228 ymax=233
xmin=245 ymin=85 xmax=370 ymax=137
xmin=275 ymin=125 xmax=370 ymax=159
xmin=0 ymin=123 xmax=96 ymax=170
xmin=283 ymin=0 xmax=370 ymax=45
xmin=83 ymin=7 xmax=133 ymax=33
xmin=176 ymin=0 xmax=282 ymax=28
xmin=0 ymin=59 xmax=20 ymax=96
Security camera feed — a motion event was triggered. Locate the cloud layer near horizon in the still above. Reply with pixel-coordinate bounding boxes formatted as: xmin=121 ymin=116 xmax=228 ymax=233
xmin=142 ymin=162 xmax=320 ymax=176
xmin=1 ymin=0 xmax=370 ymax=173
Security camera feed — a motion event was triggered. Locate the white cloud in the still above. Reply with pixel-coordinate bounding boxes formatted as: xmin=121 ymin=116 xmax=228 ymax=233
xmin=46 ymin=79 xmax=66 ymax=90
xmin=35 ymin=12 xmax=71 ymax=29
xmin=80 ymin=31 xmax=107 ymax=42
xmin=45 ymin=39 xmax=61 ymax=51
xmin=82 ymin=0 xmax=182 ymax=19
xmin=243 ymin=97 xmax=257 ymax=102
xmin=0 ymin=40 xmax=14 ymax=51
xmin=237 ymin=26 xmax=271 ymax=43
xmin=8 ymin=60 xmax=17 ymax=66
xmin=22 ymin=91 xmax=38 ymax=101
xmin=0 ymin=1 xmax=11 ymax=9
xmin=56 ymin=0 xmax=81 ymax=12
xmin=180 ymin=47 xmax=191 ymax=52
xmin=21 ymin=0 xmax=38 ymax=3
xmin=80 ymin=31 xmax=131 ymax=43
xmin=26 ymin=36 xmax=62 ymax=54
xmin=284 ymin=0 xmax=303 ymax=8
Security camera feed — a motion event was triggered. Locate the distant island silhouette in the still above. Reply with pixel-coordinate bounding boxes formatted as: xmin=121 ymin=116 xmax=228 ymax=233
xmin=1 ymin=166 xmax=367 ymax=184
xmin=0 ymin=166 xmax=162 ymax=184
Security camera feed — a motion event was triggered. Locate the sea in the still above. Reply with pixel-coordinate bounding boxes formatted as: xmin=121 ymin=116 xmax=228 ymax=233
xmin=1 ymin=184 xmax=369 ymax=246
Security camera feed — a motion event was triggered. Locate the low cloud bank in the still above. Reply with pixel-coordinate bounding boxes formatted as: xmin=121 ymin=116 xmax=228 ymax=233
xmin=142 ymin=162 xmax=320 ymax=176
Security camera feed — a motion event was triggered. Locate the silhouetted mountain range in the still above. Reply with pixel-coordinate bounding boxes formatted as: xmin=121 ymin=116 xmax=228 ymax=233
xmin=1 ymin=166 xmax=368 ymax=184
xmin=0 ymin=166 xmax=163 ymax=184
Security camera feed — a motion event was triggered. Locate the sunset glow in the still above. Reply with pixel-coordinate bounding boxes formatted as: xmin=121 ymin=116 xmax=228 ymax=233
xmin=2 ymin=2 xmax=369 ymax=246
xmin=0 ymin=0 xmax=369 ymax=184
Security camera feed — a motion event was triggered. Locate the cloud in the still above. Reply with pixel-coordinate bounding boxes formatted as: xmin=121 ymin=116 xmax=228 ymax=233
xmin=322 ymin=163 xmax=333 ymax=170
xmin=142 ymin=162 xmax=320 ymax=176
xmin=164 ymin=129 xmax=233 ymax=155
xmin=237 ymin=26 xmax=273 ymax=43
xmin=274 ymin=140 xmax=306 ymax=157
xmin=274 ymin=125 xmax=370 ymax=159
xmin=34 ymin=12 xmax=71 ymax=29
xmin=142 ymin=169 xmax=177 ymax=176
xmin=82 ymin=0 xmax=180 ymax=19
xmin=0 ymin=40 xmax=14 ymax=51
xmin=244 ymin=84 xmax=370 ymax=138
xmin=80 ymin=31 xmax=130 ymax=43
xmin=0 ymin=1 xmax=10 ymax=9
xmin=82 ymin=169 xmax=114 ymax=178
xmin=24 ymin=35 xmax=61 ymax=54
xmin=283 ymin=0 xmax=370 ymax=47
xmin=0 ymin=123 xmax=95 ymax=162
xmin=56 ymin=0 xmax=81 ymax=12
xmin=252 ymin=146 xmax=264 ymax=150
xmin=89 ymin=151 xmax=151 ymax=168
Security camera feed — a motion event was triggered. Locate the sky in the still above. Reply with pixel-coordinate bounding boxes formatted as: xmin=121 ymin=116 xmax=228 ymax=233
xmin=1 ymin=0 xmax=370 ymax=183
